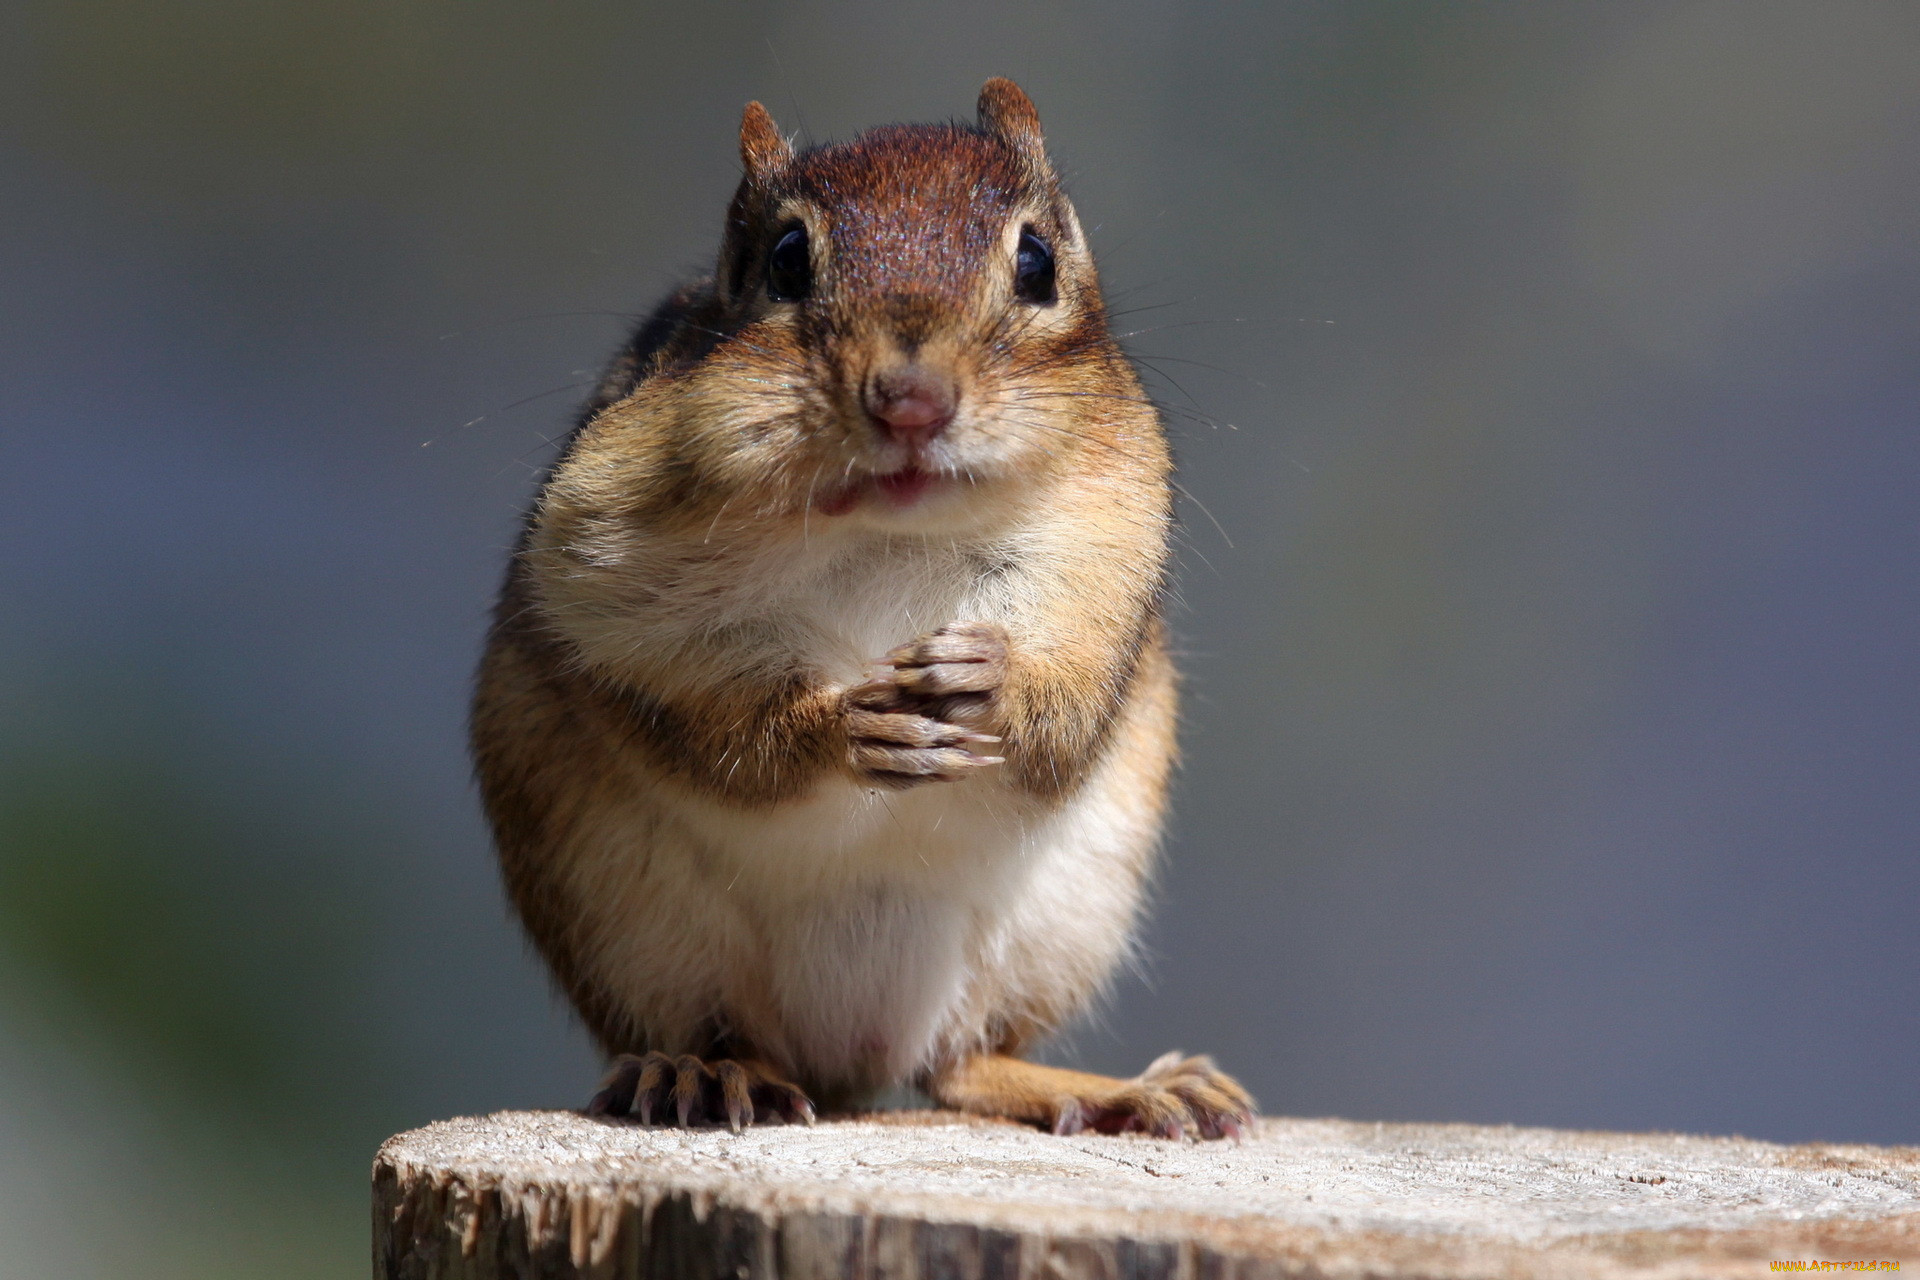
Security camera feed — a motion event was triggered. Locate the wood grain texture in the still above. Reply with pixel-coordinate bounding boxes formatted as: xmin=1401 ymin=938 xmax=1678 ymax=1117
xmin=372 ymin=1109 xmax=1919 ymax=1279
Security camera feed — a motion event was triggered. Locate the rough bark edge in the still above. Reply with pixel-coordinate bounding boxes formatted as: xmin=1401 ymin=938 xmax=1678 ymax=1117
xmin=374 ymin=1153 xmax=1920 ymax=1280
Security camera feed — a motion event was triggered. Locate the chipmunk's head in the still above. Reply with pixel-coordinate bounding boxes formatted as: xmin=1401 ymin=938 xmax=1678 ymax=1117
xmin=679 ymin=79 xmax=1136 ymax=534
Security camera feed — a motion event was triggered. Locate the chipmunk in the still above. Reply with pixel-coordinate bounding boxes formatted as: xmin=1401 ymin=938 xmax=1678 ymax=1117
xmin=471 ymin=79 xmax=1254 ymax=1140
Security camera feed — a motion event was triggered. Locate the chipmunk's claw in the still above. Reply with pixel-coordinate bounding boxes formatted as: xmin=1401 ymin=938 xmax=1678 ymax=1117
xmin=588 ymin=1052 xmax=814 ymax=1130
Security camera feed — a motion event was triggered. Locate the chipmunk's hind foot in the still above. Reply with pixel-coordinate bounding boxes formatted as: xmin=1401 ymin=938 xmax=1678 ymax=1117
xmin=929 ymin=1051 xmax=1255 ymax=1143
xmin=1059 ymin=1052 xmax=1255 ymax=1141
xmin=587 ymin=1052 xmax=815 ymax=1132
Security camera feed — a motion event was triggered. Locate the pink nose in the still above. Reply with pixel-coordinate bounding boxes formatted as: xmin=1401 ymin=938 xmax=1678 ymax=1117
xmin=866 ymin=366 xmax=956 ymax=447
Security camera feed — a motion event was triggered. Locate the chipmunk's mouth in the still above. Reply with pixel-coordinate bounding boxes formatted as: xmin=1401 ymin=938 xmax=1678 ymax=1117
xmin=875 ymin=467 xmax=935 ymax=506
xmin=815 ymin=466 xmax=950 ymax=516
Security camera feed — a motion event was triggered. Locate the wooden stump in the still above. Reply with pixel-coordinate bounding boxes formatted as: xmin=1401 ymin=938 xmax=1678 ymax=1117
xmin=373 ymin=1109 xmax=1918 ymax=1278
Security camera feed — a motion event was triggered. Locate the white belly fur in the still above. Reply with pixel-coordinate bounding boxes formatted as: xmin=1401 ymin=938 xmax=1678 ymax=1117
xmin=553 ymin=534 xmax=1162 ymax=1096
xmin=564 ymin=728 xmax=1156 ymax=1096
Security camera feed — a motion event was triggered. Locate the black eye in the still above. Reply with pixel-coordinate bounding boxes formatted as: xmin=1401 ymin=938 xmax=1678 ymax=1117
xmin=1014 ymin=227 xmax=1055 ymax=305
xmin=767 ymin=225 xmax=811 ymax=302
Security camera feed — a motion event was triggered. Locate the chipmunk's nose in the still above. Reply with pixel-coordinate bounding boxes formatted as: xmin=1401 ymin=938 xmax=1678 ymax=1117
xmin=865 ymin=365 xmax=956 ymax=449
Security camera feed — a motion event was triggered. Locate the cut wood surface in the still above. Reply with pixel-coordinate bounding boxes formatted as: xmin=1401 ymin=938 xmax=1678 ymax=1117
xmin=373 ymin=1109 xmax=1918 ymax=1279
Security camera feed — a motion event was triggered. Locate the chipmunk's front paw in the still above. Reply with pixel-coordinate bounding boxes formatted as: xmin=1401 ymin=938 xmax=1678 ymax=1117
xmin=843 ymin=622 xmax=1008 ymax=786
xmin=587 ymin=1052 xmax=814 ymax=1133
xmin=842 ymin=703 xmax=1002 ymax=785
xmin=882 ymin=622 xmax=1008 ymax=709
xmin=1054 ymin=1053 xmax=1257 ymax=1142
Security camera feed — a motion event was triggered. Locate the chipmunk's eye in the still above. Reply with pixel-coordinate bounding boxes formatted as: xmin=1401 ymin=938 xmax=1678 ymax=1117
xmin=767 ymin=225 xmax=811 ymax=302
xmin=1013 ymin=227 xmax=1055 ymax=305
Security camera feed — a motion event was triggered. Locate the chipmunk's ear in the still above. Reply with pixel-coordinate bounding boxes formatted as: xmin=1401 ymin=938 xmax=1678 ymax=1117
xmin=977 ymin=78 xmax=1045 ymax=158
xmin=739 ymin=101 xmax=793 ymax=180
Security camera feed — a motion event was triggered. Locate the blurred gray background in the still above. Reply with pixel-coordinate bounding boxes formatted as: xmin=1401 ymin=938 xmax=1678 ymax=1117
xmin=3 ymin=1 xmax=1917 ymax=1275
